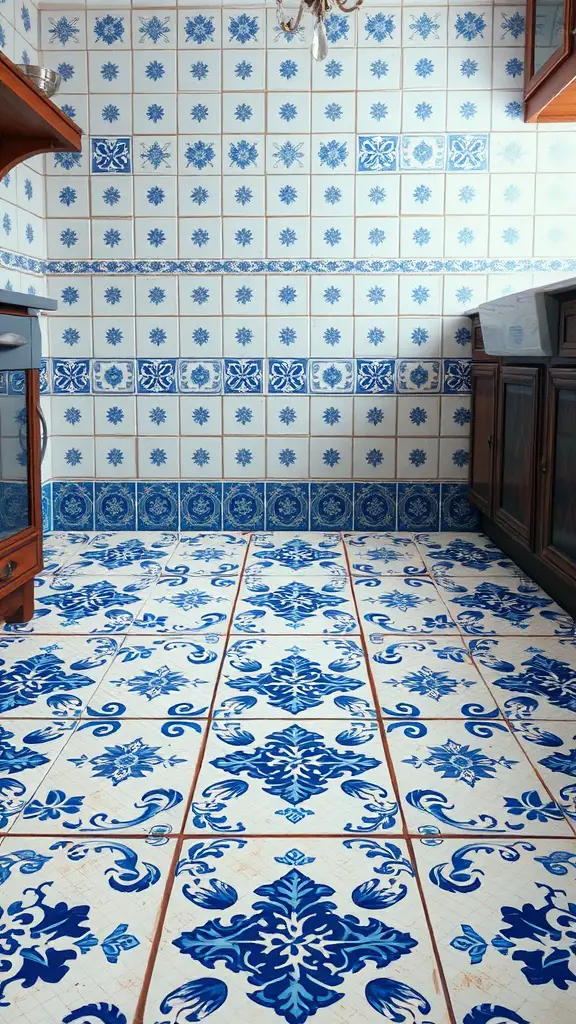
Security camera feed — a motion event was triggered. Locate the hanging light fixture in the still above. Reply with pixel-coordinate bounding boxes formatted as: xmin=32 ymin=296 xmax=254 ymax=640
xmin=276 ymin=0 xmax=363 ymax=62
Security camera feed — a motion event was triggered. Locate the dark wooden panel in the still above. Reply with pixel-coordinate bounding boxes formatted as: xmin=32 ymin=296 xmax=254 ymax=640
xmin=468 ymin=362 xmax=497 ymax=515
xmin=494 ymin=365 xmax=540 ymax=546
xmin=539 ymin=367 xmax=576 ymax=582
xmin=559 ymin=299 xmax=576 ymax=357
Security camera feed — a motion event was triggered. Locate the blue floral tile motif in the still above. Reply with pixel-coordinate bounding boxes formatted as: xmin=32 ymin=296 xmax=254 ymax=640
xmin=2 ymin=575 xmax=154 ymax=635
xmin=91 ymin=137 xmax=131 ymax=173
xmin=93 ymin=13 xmax=125 ymax=46
xmin=265 ymin=483 xmax=309 ymax=530
xmin=137 ymin=482 xmax=179 ymax=531
xmin=0 ymin=721 xmax=78 ymax=826
xmin=416 ymin=534 xmax=518 ymax=577
xmin=417 ymin=837 xmax=576 ymax=1024
xmin=146 ymin=838 xmax=446 ymax=1024
xmin=41 ymin=483 xmax=52 ymax=531
xmin=467 ymin=637 xmax=576 ymax=720
xmin=224 ymin=358 xmax=263 ymax=394
xmin=137 ymin=359 xmax=177 ymax=394
xmin=52 ymin=359 xmax=90 ymax=394
xmin=165 ymin=533 xmax=246 ymax=577
xmin=15 ymin=717 xmax=204 ymax=835
xmin=234 ymin=577 xmax=358 ymax=635
xmin=180 ymin=483 xmax=222 ymax=530
xmin=0 ymin=634 xmax=118 ymax=717
xmin=447 ymin=134 xmax=489 ymax=172
xmin=93 ymin=360 xmax=135 ymax=394
xmin=398 ymin=484 xmax=440 ymax=531
xmin=353 ymin=483 xmax=396 ymax=532
xmin=310 ymin=359 xmax=354 ymax=393
xmin=228 ymin=12 xmax=260 ymax=44
xmin=179 ymin=360 xmax=222 ymax=394
xmin=189 ymin=719 xmax=396 ymax=831
xmin=87 ymin=635 xmax=224 ymax=719
xmin=357 ymin=135 xmax=398 ymax=172
xmin=354 ymin=576 xmax=458 ymax=635
xmin=401 ymin=136 xmax=445 ymax=171
xmin=246 ymin=533 xmax=345 ymax=577
xmin=216 ymin=637 xmax=372 ymax=718
xmin=0 ymin=834 xmax=176 ymax=1019
xmin=60 ymin=534 xmax=177 ymax=578
xmin=53 ymin=482 xmax=94 ymax=531
xmin=47 ymin=14 xmax=81 ymax=46
xmin=95 ymin=482 xmax=136 ymax=530
xmin=435 ymin=577 xmax=574 ymax=636
xmin=453 ymin=10 xmax=487 ymax=42
xmin=397 ymin=360 xmax=441 ymax=394
xmin=311 ymin=483 xmax=354 ymax=531
xmin=443 ymin=359 xmax=472 ymax=394
xmin=356 ymin=359 xmax=395 ymax=394
xmin=389 ymin=719 xmax=570 ymax=836
xmin=134 ymin=575 xmax=238 ymax=634
xmin=269 ymin=359 xmax=308 ymax=394
xmin=367 ymin=636 xmax=498 ymax=719
xmin=440 ymin=484 xmax=481 ymax=531
xmin=514 ymin=721 xmax=576 ymax=824
xmin=345 ymin=534 xmax=426 ymax=577
xmin=224 ymin=482 xmax=265 ymax=531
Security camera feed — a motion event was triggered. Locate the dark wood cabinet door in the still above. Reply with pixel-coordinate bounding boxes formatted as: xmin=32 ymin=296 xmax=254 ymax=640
xmin=539 ymin=368 xmax=576 ymax=582
xmin=468 ymin=363 xmax=498 ymax=515
xmin=494 ymin=366 xmax=540 ymax=546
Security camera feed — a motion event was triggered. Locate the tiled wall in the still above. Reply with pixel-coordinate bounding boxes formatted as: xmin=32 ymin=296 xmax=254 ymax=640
xmin=5 ymin=1 xmax=576 ymax=531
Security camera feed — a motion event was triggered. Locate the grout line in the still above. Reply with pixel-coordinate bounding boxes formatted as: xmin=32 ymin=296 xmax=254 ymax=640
xmin=132 ymin=526 xmax=252 ymax=1024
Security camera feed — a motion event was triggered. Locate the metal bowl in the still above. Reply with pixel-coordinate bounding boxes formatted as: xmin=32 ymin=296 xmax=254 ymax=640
xmin=16 ymin=65 xmax=61 ymax=99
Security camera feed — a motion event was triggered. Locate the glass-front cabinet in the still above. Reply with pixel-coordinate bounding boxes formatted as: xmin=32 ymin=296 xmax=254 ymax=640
xmin=525 ymin=0 xmax=576 ymax=121
xmin=0 ymin=372 xmax=31 ymax=541
xmin=539 ymin=368 xmax=576 ymax=577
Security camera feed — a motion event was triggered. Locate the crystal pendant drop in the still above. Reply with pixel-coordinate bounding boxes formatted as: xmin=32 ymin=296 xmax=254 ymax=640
xmin=311 ymin=18 xmax=328 ymax=61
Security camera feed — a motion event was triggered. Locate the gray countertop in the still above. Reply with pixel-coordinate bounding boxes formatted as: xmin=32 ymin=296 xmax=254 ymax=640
xmin=0 ymin=288 xmax=57 ymax=311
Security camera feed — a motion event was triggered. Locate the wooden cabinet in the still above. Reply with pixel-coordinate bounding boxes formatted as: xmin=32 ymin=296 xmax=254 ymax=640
xmin=525 ymin=0 xmax=576 ymax=121
xmin=0 ymin=294 xmax=54 ymax=624
xmin=494 ymin=366 xmax=540 ymax=546
xmin=539 ymin=367 xmax=576 ymax=580
xmin=469 ymin=363 xmax=497 ymax=515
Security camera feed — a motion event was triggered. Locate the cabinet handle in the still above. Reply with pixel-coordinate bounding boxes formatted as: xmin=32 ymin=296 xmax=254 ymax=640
xmin=1 ymin=561 xmax=17 ymax=579
xmin=541 ymin=459 xmax=548 ymax=475
xmin=37 ymin=403 xmax=48 ymax=463
xmin=487 ymin=435 xmax=492 ymax=450
xmin=0 ymin=332 xmax=26 ymax=349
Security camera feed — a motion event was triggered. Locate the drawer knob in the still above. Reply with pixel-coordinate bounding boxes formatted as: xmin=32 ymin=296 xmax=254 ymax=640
xmin=1 ymin=561 xmax=17 ymax=579
xmin=0 ymin=333 xmax=26 ymax=349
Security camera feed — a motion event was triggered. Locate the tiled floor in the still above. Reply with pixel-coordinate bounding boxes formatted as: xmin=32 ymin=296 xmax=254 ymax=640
xmin=1 ymin=530 xmax=575 ymax=1024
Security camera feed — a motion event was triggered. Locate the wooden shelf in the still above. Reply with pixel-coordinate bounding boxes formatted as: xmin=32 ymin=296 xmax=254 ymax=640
xmin=0 ymin=51 xmax=82 ymax=178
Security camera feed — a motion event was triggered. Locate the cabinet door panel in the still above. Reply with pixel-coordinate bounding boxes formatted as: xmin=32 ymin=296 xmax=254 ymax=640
xmin=494 ymin=366 xmax=540 ymax=546
xmin=539 ymin=368 xmax=576 ymax=581
xmin=525 ymin=0 xmax=574 ymax=94
xmin=468 ymin=363 xmax=497 ymax=515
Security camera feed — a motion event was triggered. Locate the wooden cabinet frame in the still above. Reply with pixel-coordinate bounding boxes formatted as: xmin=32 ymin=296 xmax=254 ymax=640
xmin=524 ymin=0 xmax=576 ymax=121
xmin=538 ymin=367 xmax=576 ymax=580
xmin=468 ymin=362 xmax=498 ymax=515
xmin=493 ymin=365 xmax=541 ymax=546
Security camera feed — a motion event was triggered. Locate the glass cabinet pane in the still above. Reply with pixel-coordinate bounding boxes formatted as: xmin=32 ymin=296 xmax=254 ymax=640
xmin=0 ymin=374 xmax=30 ymax=541
xmin=533 ymin=0 xmax=564 ymax=75
xmin=551 ymin=388 xmax=576 ymax=563
xmin=500 ymin=382 xmax=533 ymax=527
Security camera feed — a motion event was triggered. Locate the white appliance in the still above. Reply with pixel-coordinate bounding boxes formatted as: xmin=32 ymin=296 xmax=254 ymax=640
xmin=478 ymin=289 xmax=558 ymax=357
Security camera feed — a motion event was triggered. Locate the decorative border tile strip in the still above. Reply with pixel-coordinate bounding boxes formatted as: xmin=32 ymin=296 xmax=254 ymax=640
xmin=41 ymin=480 xmax=479 ymax=534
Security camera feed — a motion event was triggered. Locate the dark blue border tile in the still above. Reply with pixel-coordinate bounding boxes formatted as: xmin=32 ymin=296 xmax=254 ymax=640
xmin=353 ymin=483 xmax=397 ymax=531
xmin=441 ymin=483 xmax=480 ymax=531
xmin=311 ymin=482 xmax=353 ymax=531
xmin=223 ymin=482 xmax=265 ymax=531
xmin=53 ymin=482 xmax=94 ymax=531
xmin=180 ymin=482 xmax=223 ymax=530
xmin=95 ymin=482 xmax=136 ymax=530
xmin=397 ymin=483 xmax=440 ymax=531
xmin=265 ymin=483 xmax=309 ymax=530
xmin=136 ymin=481 xmax=179 ymax=531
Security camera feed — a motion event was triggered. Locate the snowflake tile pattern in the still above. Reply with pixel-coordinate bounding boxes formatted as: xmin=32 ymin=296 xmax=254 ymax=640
xmin=3 ymin=529 xmax=576 ymax=1022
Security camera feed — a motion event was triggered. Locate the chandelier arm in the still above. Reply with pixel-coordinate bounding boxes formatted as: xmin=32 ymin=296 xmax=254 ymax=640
xmin=279 ymin=2 xmax=306 ymax=33
xmin=332 ymin=0 xmax=364 ymax=10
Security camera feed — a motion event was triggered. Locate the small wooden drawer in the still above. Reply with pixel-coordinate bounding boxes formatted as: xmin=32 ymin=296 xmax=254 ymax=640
xmin=0 ymin=539 xmax=38 ymax=589
xmin=559 ymin=298 xmax=576 ymax=357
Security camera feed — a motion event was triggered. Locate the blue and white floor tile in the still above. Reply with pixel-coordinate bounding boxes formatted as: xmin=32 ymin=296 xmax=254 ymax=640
xmin=143 ymin=838 xmax=451 ymax=1024
xmin=366 ymin=636 xmax=499 ymax=718
xmin=415 ymin=531 xmax=523 ymax=577
xmin=87 ymin=634 xmax=225 ymax=718
xmin=513 ymin=721 xmax=576 ymax=828
xmin=232 ymin=576 xmax=359 ymax=634
xmin=54 ymin=531 xmax=179 ymax=577
xmin=3 ymin=529 xmax=576 ymax=1022
xmin=245 ymin=532 xmax=347 ymax=576
xmin=344 ymin=532 xmax=426 ymax=577
xmin=40 ymin=530 xmax=92 ymax=575
xmin=0 ymin=834 xmax=175 ymax=1024
xmin=214 ymin=636 xmax=374 ymax=718
xmin=354 ymin=575 xmax=459 ymax=635
xmin=434 ymin=575 xmax=575 ymax=636
xmin=415 ymin=837 xmax=576 ymax=1024
xmin=387 ymin=719 xmax=573 ymax=837
xmin=0 ymin=634 xmax=121 ymax=718
xmin=165 ymin=532 xmax=248 ymax=576
xmin=10 ymin=717 xmax=205 ymax=837
xmin=0 ymin=575 xmax=156 ymax=635
xmin=132 ymin=575 xmax=239 ymax=634
xmin=187 ymin=719 xmax=398 ymax=834
xmin=468 ymin=636 xmax=576 ymax=720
